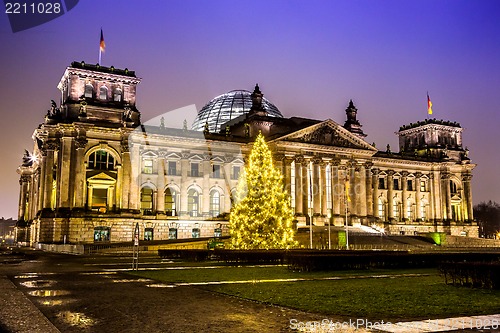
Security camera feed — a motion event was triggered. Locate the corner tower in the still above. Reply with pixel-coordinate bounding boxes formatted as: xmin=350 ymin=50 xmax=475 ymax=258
xmin=343 ymin=100 xmax=367 ymax=139
xmin=55 ymin=61 xmax=141 ymax=127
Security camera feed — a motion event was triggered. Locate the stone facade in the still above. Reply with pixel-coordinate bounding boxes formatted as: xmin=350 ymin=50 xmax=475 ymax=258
xmin=16 ymin=62 xmax=478 ymax=245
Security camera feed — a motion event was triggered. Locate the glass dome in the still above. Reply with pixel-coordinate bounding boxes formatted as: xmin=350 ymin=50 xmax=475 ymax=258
xmin=191 ymin=90 xmax=283 ymax=132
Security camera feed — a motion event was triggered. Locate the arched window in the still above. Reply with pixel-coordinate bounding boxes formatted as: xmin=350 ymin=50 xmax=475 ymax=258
xmin=210 ymin=190 xmax=220 ymax=217
xmin=188 ymin=189 xmax=199 ymax=217
xmin=450 ymin=180 xmax=458 ymax=194
xmin=88 ymin=150 xmax=115 ymax=170
xmin=164 ymin=188 xmax=176 ymax=216
xmin=393 ymin=201 xmax=400 ymax=221
xmin=85 ymin=84 xmax=93 ymax=98
xmin=140 ymin=187 xmax=154 ymax=215
xmin=378 ymin=199 xmax=386 ymax=220
xmin=99 ymin=86 xmax=108 ymax=100
xmin=420 ymin=202 xmax=427 ymax=220
xmin=113 ymin=88 xmax=122 ymax=102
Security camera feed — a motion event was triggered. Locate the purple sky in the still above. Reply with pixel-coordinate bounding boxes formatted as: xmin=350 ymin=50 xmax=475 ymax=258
xmin=1 ymin=0 xmax=499 ymax=219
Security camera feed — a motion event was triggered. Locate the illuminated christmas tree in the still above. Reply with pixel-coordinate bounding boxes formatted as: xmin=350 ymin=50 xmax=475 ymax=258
xmin=229 ymin=132 xmax=296 ymax=249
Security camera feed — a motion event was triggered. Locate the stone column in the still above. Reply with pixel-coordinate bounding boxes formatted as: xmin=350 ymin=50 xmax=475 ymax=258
xmin=415 ymin=173 xmax=422 ymax=220
xmin=129 ymin=145 xmax=140 ymax=210
xmin=201 ymin=156 xmax=211 ymax=217
xmin=431 ymin=171 xmax=441 ymax=221
xmin=320 ymin=161 xmax=327 ymax=216
xmin=387 ymin=170 xmax=394 ymax=221
xmin=332 ymin=161 xmax=341 ymax=217
xmin=442 ymin=173 xmax=452 ymax=220
xmin=462 ymin=174 xmax=473 ymax=221
xmin=284 ymin=157 xmax=292 ymax=198
xmin=38 ymin=153 xmax=47 ymax=212
xmin=313 ymin=159 xmax=321 ymax=214
xmin=156 ymin=156 xmax=165 ymax=213
xmin=365 ymin=163 xmax=373 ymax=219
xmin=18 ymin=175 xmax=29 ymax=220
xmin=294 ymin=156 xmax=304 ymax=215
xmin=42 ymin=141 xmax=58 ymax=209
xmin=401 ymin=171 xmax=408 ymax=221
xmin=358 ymin=164 xmax=367 ymax=220
xmin=121 ymin=141 xmax=131 ymax=210
xmin=73 ymin=138 xmax=87 ymax=208
xmin=58 ymin=137 xmax=72 ymax=208
xmin=372 ymin=168 xmax=379 ymax=219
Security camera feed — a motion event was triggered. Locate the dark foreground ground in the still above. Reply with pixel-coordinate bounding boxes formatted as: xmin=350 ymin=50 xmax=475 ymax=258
xmin=0 ymin=248 xmax=328 ymax=333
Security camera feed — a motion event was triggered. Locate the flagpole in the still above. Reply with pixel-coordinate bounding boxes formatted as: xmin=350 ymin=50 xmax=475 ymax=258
xmin=99 ymin=49 xmax=101 ymax=65
xmin=345 ymin=175 xmax=349 ymax=250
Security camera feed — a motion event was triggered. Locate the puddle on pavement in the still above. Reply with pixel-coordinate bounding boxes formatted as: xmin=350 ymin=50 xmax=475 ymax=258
xmin=20 ymin=280 xmax=55 ymax=288
xmin=57 ymin=311 xmax=96 ymax=328
xmin=28 ymin=289 xmax=70 ymax=297
xmin=39 ymin=298 xmax=75 ymax=306
xmin=111 ymin=278 xmax=155 ymax=283
xmin=80 ymin=271 xmax=117 ymax=275
xmin=14 ymin=274 xmax=39 ymax=279
xmin=146 ymin=283 xmax=176 ymax=288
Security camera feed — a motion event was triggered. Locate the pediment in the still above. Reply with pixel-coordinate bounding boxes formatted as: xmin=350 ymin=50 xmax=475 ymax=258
xmin=87 ymin=172 xmax=117 ymax=183
xmin=275 ymin=120 xmax=377 ymax=151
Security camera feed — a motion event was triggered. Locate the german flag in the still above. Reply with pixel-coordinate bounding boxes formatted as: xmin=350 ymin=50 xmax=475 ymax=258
xmin=100 ymin=29 xmax=105 ymax=53
xmin=427 ymin=93 xmax=433 ymax=115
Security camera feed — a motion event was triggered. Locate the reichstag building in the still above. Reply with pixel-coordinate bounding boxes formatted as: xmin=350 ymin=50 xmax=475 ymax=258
xmin=15 ymin=62 xmax=477 ymax=245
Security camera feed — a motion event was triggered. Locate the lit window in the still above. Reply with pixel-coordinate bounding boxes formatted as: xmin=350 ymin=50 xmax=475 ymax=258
xmin=378 ymin=199 xmax=385 ymax=220
xmin=420 ymin=180 xmax=426 ymax=192
xmin=393 ymin=202 xmax=400 ymax=220
xmin=92 ymin=188 xmax=108 ymax=211
xmin=214 ymin=228 xmax=222 ymax=237
xmin=99 ymin=86 xmax=108 ymax=100
xmin=188 ymin=189 xmax=199 ymax=217
xmin=407 ymin=202 xmax=412 ymax=220
xmin=144 ymin=228 xmax=154 ymax=241
xmin=420 ymin=202 xmax=426 ymax=220
xmin=210 ymin=190 xmax=220 ymax=217
xmin=168 ymin=161 xmax=177 ymax=176
xmin=143 ymin=159 xmax=153 ymax=174
xmin=192 ymin=228 xmax=200 ymax=238
xmin=85 ymin=84 xmax=93 ymax=98
xmin=113 ymin=88 xmax=122 ymax=102
xmin=168 ymin=228 xmax=177 ymax=240
xmin=140 ymin=187 xmax=154 ymax=215
xmin=88 ymin=150 xmax=115 ymax=170
xmin=94 ymin=226 xmax=110 ymax=242
xmin=164 ymin=188 xmax=176 ymax=216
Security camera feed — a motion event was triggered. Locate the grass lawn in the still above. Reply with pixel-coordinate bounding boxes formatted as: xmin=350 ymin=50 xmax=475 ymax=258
xmin=128 ymin=265 xmax=500 ymax=321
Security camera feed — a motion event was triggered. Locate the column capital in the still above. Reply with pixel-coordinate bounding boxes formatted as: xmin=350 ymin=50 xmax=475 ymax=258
xmin=387 ymin=170 xmax=395 ymax=177
xmin=364 ymin=161 xmax=374 ymax=170
xmin=43 ymin=139 xmax=60 ymax=151
xmin=75 ymin=137 xmax=88 ymax=150
xmin=415 ymin=172 xmax=423 ymax=179
xmin=401 ymin=171 xmax=409 ymax=178
xmin=462 ymin=174 xmax=473 ymax=182
xmin=121 ymin=140 xmax=130 ymax=153
xmin=295 ymin=155 xmax=305 ymax=164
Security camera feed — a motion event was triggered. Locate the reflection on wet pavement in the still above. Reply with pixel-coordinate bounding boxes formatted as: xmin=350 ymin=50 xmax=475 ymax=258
xmin=28 ymin=289 xmax=70 ymax=297
xmin=57 ymin=310 xmax=96 ymax=328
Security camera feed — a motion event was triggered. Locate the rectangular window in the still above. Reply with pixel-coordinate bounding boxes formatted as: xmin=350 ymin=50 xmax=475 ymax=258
xmin=394 ymin=179 xmax=400 ymax=190
xmin=407 ymin=179 xmax=413 ymax=191
xmin=192 ymin=228 xmax=200 ymax=238
xmin=420 ymin=180 xmax=426 ymax=192
xmin=143 ymin=159 xmax=153 ymax=174
xmin=144 ymin=228 xmax=154 ymax=241
xmin=92 ymin=188 xmax=108 ymax=210
xmin=378 ymin=177 xmax=385 ymax=190
xmin=212 ymin=165 xmax=221 ymax=178
xmin=94 ymin=227 xmax=110 ymax=242
xmin=168 ymin=161 xmax=177 ymax=176
xmin=232 ymin=166 xmax=240 ymax=180
xmin=190 ymin=163 xmax=199 ymax=177
xmin=214 ymin=228 xmax=222 ymax=238
xmin=168 ymin=228 xmax=177 ymax=240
